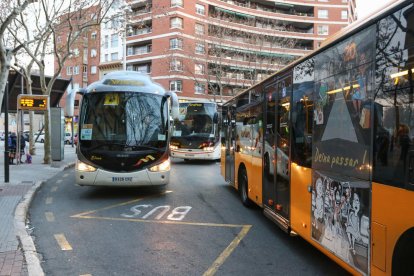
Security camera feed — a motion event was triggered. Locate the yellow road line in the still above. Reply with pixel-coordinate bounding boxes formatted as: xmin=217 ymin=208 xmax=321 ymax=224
xmin=46 ymin=197 xmax=53 ymax=204
xmin=71 ymin=190 xmax=172 ymax=218
xmin=54 ymin=234 xmax=73 ymax=251
xmin=51 ymin=186 xmax=58 ymax=192
xmin=203 ymin=225 xmax=252 ymax=276
xmin=74 ymin=215 xmax=249 ymax=228
xmin=45 ymin=212 xmax=55 ymax=222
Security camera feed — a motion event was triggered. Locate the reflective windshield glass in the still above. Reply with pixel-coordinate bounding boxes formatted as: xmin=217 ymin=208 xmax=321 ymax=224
xmin=80 ymin=92 xmax=167 ymax=148
xmin=173 ymin=102 xmax=216 ymax=137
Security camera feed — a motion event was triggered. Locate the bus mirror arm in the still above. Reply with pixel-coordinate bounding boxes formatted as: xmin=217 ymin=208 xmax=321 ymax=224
xmin=165 ymin=91 xmax=179 ymax=119
xmin=405 ymin=150 xmax=414 ymax=191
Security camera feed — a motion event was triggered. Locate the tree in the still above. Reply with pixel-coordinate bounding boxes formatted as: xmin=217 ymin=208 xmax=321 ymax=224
xmin=0 ymin=0 xmax=38 ymax=114
xmin=5 ymin=0 xmax=115 ymax=164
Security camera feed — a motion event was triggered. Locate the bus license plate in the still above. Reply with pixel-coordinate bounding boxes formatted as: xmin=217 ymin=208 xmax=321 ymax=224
xmin=185 ymin=154 xmax=194 ymax=157
xmin=112 ymin=177 xmax=132 ymax=182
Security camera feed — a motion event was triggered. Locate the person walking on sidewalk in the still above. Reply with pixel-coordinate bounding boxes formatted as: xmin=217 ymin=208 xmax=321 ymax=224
xmin=20 ymin=132 xmax=26 ymax=163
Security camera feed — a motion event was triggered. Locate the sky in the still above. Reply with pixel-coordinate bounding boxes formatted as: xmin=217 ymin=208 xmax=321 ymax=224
xmin=355 ymin=0 xmax=395 ymax=20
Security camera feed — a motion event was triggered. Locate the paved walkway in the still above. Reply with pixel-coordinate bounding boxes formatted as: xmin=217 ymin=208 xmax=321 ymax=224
xmin=0 ymin=141 xmax=76 ymax=276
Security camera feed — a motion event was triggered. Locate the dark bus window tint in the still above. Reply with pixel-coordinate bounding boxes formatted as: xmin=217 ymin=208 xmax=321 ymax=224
xmin=376 ymin=4 xmax=414 ymax=58
xmin=292 ymin=59 xmax=314 ymax=167
xmin=374 ymin=5 xmax=414 ymax=187
xmin=373 ymin=65 xmax=414 ymax=188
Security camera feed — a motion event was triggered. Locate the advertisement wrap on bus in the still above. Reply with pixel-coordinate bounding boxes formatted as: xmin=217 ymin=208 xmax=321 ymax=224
xmin=221 ymin=1 xmax=414 ymax=275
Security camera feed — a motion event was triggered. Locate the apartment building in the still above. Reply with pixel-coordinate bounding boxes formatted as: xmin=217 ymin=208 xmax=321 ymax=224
xmin=121 ymin=0 xmax=355 ymax=102
xmin=54 ymin=5 xmax=101 ymax=132
xmin=58 ymin=0 xmax=356 ymax=105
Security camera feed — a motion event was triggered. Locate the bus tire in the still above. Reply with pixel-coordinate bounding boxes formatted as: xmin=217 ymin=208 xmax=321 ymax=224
xmin=392 ymin=228 xmax=414 ymax=275
xmin=239 ymin=166 xmax=253 ymax=207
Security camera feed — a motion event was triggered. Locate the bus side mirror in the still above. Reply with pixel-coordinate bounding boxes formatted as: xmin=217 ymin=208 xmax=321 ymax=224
xmin=213 ymin=112 xmax=219 ymax=124
xmin=405 ymin=151 xmax=414 ymax=191
xmin=165 ymin=91 xmax=179 ymax=119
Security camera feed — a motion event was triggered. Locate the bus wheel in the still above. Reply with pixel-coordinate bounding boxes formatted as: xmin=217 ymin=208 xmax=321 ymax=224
xmin=239 ymin=167 xmax=253 ymax=207
xmin=392 ymin=229 xmax=414 ymax=275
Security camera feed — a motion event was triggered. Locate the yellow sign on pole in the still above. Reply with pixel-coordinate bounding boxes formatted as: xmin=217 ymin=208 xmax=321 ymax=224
xmin=17 ymin=95 xmax=49 ymax=111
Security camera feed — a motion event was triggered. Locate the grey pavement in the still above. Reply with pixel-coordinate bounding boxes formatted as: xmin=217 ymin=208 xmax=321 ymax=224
xmin=0 ymin=141 xmax=76 ymax=276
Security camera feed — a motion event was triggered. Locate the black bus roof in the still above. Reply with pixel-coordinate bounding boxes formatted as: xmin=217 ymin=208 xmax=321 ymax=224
xmin=224 ymin=0 xmax=408 ymax=103
xmin=85 ymin=71 xmax=166 ymax=95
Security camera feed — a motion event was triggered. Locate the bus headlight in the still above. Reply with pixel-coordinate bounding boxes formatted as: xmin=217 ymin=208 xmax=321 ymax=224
xmin=149 ymin=158 xmax=170 ymax=172
xmin=76 ymin=160 xmax=97 ymax=172
xmin=203 ymin=146 xmax=214 ymax=151
xmin=170 ymin=145 xmax=178 ymax=150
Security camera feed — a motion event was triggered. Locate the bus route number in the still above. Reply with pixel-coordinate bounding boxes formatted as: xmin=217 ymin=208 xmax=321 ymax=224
xmin=121 ymin=205 xmax=192 ymax=221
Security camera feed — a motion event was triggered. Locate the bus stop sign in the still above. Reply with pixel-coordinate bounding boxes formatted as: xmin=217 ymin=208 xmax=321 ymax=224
xmin=17 ymin=95 xmax=48 ymax=111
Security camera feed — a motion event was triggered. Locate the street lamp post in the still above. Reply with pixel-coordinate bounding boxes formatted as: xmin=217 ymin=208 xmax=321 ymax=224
xmin=3 ymin=79 xmax=9 ymax=182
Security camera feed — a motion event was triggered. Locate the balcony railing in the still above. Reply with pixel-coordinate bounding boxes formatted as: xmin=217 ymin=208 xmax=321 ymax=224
xmin=218 ymin=0 xmax=314 ymax=17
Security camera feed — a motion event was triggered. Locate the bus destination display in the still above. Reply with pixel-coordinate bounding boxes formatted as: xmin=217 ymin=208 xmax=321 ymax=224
xmin=17 ymin=95 xmax=48 ymax=111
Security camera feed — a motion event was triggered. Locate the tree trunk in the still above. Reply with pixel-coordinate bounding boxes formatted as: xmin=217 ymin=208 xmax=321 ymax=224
xmin=0 ymin=51 xmax=12 ymax=111
xmin=43 ymin=108 xmax=51 ymax=164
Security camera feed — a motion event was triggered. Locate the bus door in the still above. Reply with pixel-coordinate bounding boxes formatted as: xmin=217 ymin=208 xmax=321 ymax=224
xmin=274 ymin=75 xmax=292 ymax=221
xmin=263 ymin=84 xmax=277 ymax=209
xmin=225 ymin=104 xmax=236 ymax=183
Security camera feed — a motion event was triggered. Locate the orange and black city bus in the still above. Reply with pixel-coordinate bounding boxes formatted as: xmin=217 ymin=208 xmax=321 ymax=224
xmin=220 ymin=0 xmax=414 ymax=275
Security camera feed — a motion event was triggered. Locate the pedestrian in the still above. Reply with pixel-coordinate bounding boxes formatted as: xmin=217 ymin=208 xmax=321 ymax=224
xmin=8 ymin=132 xmax=17 ymax=164
xmin=20 ymin=132 xmax=26 ymax=163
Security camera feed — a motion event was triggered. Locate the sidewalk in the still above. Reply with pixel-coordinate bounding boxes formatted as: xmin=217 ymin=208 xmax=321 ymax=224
xmin=0 ymin=141 xmax=77 ymax=276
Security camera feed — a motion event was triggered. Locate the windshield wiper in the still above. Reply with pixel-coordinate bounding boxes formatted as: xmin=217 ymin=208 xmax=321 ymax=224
xmin=125 ymin=145 xmax=163 ymax=152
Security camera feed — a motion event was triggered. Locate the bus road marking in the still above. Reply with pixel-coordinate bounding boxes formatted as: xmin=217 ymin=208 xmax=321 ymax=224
xmin=46 ymin=197 xmax=53 ymax=204
xmin=80 ymin=274 xmax=92 ymax=276
xmin=71 ymin=191 xmax=251 ymax=274
xmin=203 ymin=225 xmax=251 ymax=276
xmin=54 ymin=234 xmax=73 ymax=251
xmin=45 ymin=212 xmax=55 ymax=222
xmin=56 ymin=180 xmax=62 ymax=184
xmin=71 ymin=190 xmax=172 ymax=218
xmin=62 ymin=173 xmax=69 ymax=178
xmin=51 ymin=186 xmax=58 ymax=192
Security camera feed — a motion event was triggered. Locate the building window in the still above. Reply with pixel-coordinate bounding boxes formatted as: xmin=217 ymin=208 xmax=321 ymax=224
xmin=111 ymin=34 xmax=118 ymax=47
xmin=91 ymin=65 xmax=97 ymax=74
xmin=341 ymin=10 xmax=348 ymax=20
xmin=170 ymin=80 xmax=182 ymax=92
xmin=195 ymin=43 xmax=205 ymax=54
xmin=111 ymin=52 xmax=119 ymax=60
xmin=195 ymin=83 xmax=205 ymax=94
xmin=317 ymin=25 xmax=329 ymax=35
xmin=170 ymin=59 xmax=183 ymax=71
xmin=170 ymin=38 xmax=183 ymax=49
xmin=91 ymin=32 xmax=97 ymax=40
xmin=195 ymin=23 xmax=205 ymax=35
xmin=171 ymin=0 xmax=183 ymax=7
xmin=91 ymin=48 xmax=97 ymax=57
xmin=66 ymin=66 xmax=72 ymax=75
xmin=196 ymin=4 xmax=205 ymax=15
xmin=104 ymin=54 xmax=109 ymax=62
xmin=104 ymin=35 xmax=109 ymax=49
xmin=170 ymin=17 xmax=183 ymax=29
xmin=195 ymin=63 xmax=205 ymax=74
xmin=73 ymin=65 xmax=80 ymax=75
xmin=318 ymin=9 xmax=328 ymax=19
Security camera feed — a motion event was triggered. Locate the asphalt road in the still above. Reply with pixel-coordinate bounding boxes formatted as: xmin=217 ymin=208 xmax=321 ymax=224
xmin=28 ymin=158 xmax=349 ymax=275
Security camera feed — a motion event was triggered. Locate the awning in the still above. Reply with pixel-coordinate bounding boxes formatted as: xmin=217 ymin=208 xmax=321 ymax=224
xmin=2 ymin=70 xmax=71 ymax=113
xmin=215 ymin=45 xmax=295 ymax=59
xmin=215 ymin=7 xmax=255 ymax=19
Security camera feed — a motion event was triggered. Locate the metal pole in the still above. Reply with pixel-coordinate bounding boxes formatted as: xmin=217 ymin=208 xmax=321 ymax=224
xmin=70 ymin=78 xmax=74 ymax=147
xmin=4 ymin=80 xmax=9 ymax=182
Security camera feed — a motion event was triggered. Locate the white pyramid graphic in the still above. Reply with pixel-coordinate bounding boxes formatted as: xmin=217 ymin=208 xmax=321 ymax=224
xmin=321 ymin=91 xmax=358 ymax=142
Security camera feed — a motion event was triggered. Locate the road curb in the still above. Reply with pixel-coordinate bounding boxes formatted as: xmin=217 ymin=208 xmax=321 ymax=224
xmin=13 ymin=162 xmax=76 ymax=276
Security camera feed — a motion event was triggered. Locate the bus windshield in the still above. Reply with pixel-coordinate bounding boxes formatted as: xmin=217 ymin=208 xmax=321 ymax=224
xmin=79 ymin=92 xmax=168 ymax=149
xmin=174 ymin=102 xmax=216 ymax=137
